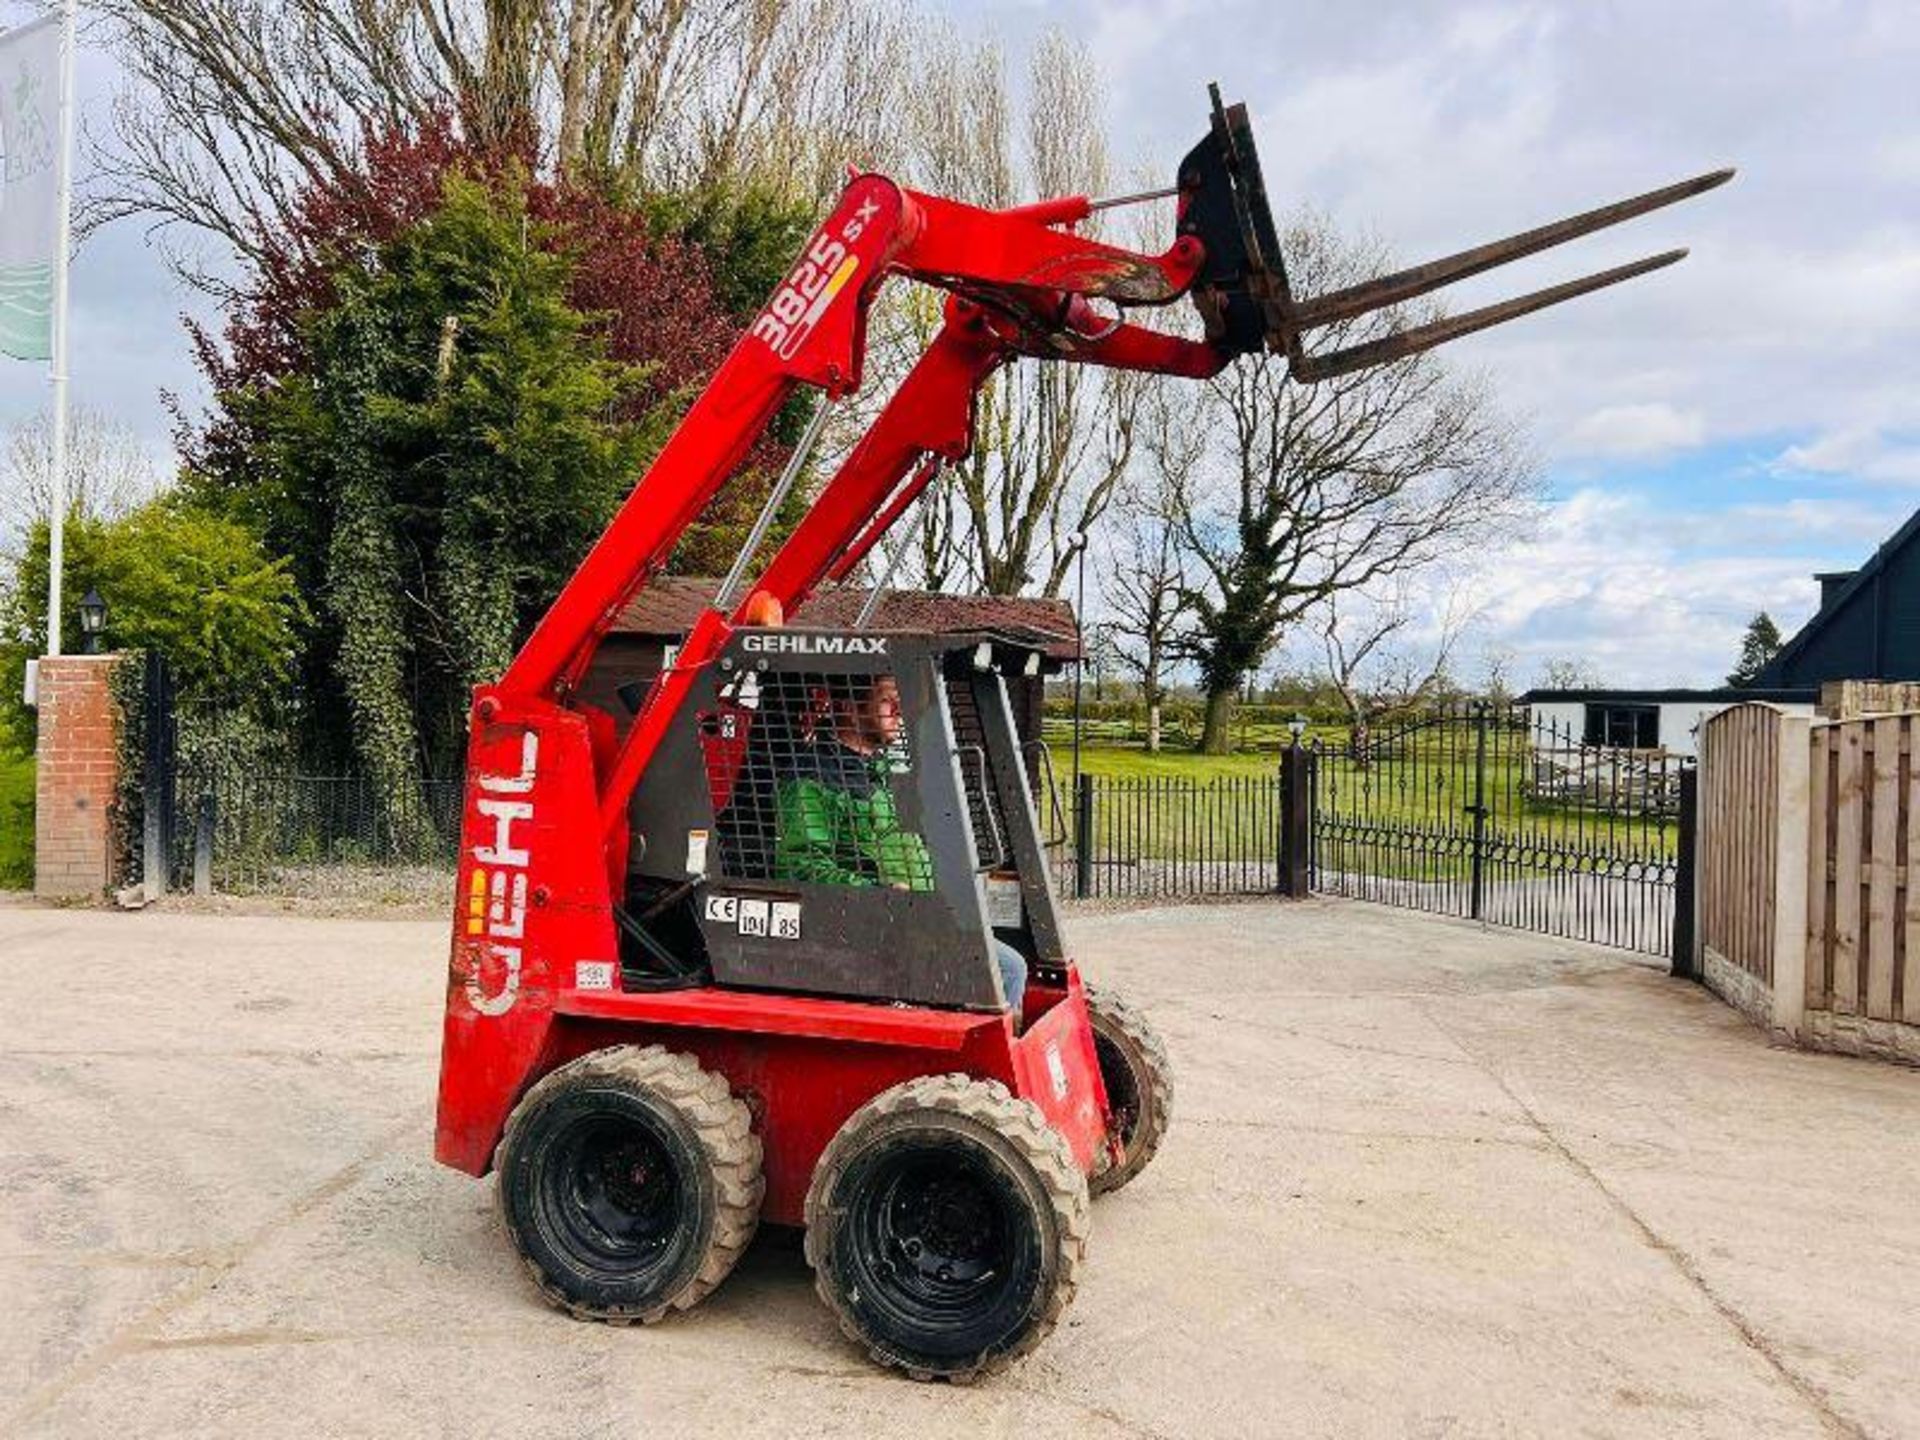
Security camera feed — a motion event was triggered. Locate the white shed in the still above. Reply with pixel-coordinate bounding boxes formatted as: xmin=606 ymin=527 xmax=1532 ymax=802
xmin=1520 ymin=688 xmax=1817 ymax=759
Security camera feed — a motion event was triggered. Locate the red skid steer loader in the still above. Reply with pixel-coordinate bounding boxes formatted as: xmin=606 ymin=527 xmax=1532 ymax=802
xmin=435 ymin=85 xmax=1729 ymax=1379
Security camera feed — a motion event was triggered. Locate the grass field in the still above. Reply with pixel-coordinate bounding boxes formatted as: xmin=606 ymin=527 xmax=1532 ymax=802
xmin=1063 ymin=745 xmax=1289 ymax=781
xmin=0 ymin=750 xmax=34 ymax=890
xmin=1043 ymin=718 xmax=1349 ymax=781
xmin=1044 ymin=734 xmax=1681 ymax=880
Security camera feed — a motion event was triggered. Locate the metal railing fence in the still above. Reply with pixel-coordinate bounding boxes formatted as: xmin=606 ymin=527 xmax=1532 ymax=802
xmin=155 ymin=695 xmax=1688 ymax=961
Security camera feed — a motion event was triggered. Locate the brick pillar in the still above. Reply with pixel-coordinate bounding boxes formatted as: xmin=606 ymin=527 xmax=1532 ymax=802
xmin=34 ymin=656 xmax=126 ymax=900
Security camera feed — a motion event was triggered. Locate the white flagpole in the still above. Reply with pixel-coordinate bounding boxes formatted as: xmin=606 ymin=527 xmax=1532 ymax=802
xmin=44 ymin=0 xmax=75 ymax=657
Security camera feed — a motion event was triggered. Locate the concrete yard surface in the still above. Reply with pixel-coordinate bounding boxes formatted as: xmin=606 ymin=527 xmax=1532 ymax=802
xmin=2 ymin=897 xmax=1916 ymax=1438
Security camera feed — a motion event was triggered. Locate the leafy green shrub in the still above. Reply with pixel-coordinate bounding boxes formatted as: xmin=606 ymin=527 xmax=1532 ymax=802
xmin=4 ymin=496 xmax=304 ymax=705
xmin=0 ymin=748 xmax=33 ymax=890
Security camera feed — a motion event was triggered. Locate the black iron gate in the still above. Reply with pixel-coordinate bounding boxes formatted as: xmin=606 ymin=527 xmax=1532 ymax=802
xmin=156 ymin=697 xmax=463 ymax=894
xmin=1311 ymin=704 xmax=1692 ymax=957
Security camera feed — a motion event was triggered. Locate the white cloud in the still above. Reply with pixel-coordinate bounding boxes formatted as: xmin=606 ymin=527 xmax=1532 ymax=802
xmin=1076 ymin=0 xmax=1920 ymax=479
xmin=1720 ymin=496 xmax=1906 ymax=546
xmin=1454 ymin=487 xmax=1906 ymax=687
xmin=1562 ymin=403 xmax=1705 ymax=460
xmin=1877 ymin=134 xmax=1920 ymax=182
xmin=1771 ymin=426 xmax=1920 ymax=484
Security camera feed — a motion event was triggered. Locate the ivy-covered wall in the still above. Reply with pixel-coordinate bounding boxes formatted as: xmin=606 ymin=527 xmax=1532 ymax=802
xmin=107 ymin=653 xmax=148 ymax=890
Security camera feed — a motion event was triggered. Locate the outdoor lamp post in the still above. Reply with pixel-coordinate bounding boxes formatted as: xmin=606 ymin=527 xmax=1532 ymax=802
xmin=1289 ymin=712 xmax=1308 ymax=746
xmin=78 ymin=588 xmax=107 ymax=655
xmin=1066 ymin=532 xmax=1089 ymax=794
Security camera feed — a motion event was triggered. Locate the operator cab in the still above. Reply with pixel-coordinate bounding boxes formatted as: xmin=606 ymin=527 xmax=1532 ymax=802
xmin=621 ymin=627 xmax=1068 ymax=1012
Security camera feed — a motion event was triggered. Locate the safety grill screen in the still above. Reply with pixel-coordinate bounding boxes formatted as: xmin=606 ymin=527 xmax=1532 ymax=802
xmin=944 ymin=675 xmax=1011 ymax=870
xmin=697 ymin=670 xmax=930 ymax=889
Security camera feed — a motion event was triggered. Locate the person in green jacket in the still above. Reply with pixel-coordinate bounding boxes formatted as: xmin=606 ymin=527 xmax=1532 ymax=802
xmin=773 ymin=675 xmax=934 ymax=890
xmin=772 ymin=673 xmax=1026 ymax=1014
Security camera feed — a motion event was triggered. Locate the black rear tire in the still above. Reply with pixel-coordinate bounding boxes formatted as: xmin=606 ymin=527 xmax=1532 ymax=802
xmin=804 ymin=1074 xmax=1089 ymax=1381
xmin=1085 ymin=986 xmax=1173 ymax=1196
xmin=495 ymin=1045 xmax=762 ymax=1323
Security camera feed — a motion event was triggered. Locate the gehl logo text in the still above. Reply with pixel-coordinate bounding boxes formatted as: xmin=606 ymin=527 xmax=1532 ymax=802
xmin=462 ymin=731 xmax=538 ymax=1016
xmin=740 ymin=634 xmax=889 ymax=656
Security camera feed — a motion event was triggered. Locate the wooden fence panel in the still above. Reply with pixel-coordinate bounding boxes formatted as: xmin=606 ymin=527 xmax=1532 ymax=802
xmin=1700 ymin=706 xmax=1919 ymax=1049
xmin=1804 ymin=713 xmax=1916 ymax=1023
xmin=1867 ymin=716 xmax=1901 ymax=1020
xmin=1832 ymin=723 xmax=1864 ymax=1012
xmin=1698 ymin=705 xmax=1781 ymax=984
xmin=1907 ymin=734 xmax=1920 ymax=1024
xmin=1808 ymin=726 xmax=1832 ymax=1009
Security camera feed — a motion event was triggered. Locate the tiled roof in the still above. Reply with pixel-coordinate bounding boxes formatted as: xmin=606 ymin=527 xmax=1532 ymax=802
xmin=613 ymin=576 xmax=1081 ymax=660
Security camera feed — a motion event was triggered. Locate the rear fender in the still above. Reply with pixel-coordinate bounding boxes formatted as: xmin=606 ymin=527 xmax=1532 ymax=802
xmin=434 ymin=690 xmax=619 ymax=1174
xmin=1001 ymin=971 xmax=1114 ymax=1175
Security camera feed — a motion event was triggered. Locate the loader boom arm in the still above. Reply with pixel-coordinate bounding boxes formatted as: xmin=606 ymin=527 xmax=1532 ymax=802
xmin=499 ymin=174 xmax=1215 ymax=704
xmin=480 ymin=87 xmax=1731 ymax=855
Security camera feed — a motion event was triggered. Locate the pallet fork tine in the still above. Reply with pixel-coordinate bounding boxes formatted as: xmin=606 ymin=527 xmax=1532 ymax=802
xmin=1289 ymin=247 xmax=1690 ymax=383
xmin=1286 ymin=169 xmax=1734 ymax=333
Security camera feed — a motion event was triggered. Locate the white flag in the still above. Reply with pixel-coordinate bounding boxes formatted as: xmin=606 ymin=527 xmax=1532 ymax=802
xmin=0 ymin=14 xmax=63 ymax=363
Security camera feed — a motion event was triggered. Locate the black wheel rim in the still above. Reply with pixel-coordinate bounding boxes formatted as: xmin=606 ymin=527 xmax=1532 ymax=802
xmin=842 ymin=1144 xmax=1034 ymax=1347
xmin=1093 ymin=1028 xmax=1143 ymax=1155
xmin=543 ymin=1112 xmax=685 ymax=1269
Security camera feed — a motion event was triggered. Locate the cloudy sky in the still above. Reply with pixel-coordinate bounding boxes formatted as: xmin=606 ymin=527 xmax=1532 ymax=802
xmin=4 ymin=0 xmax=1917 ymax=689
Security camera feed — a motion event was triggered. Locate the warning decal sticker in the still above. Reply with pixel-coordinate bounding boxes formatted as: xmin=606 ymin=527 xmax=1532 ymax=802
xmin=702 ymin=892 xmax=801 ymax=941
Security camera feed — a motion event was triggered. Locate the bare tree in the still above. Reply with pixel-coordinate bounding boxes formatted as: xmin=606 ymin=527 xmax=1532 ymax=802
xmin=1104 ymin=389 xmax=1199 ymax=751
xmin=900 ymin=20 xmax=1015 ymax=209
xmin=1536 ymin=656 xmax=1606 ymax=689
xmin=1319 ymin=578 xmax=1475 ymax=748
xmin=91 ymin=0 xmax=459 ymax=272
xmin=1177 ymin=214 xmax=1540 ymax=753
xmin=0 ymin=408 xmax=162 ymax=547
xmin=883 ymin=27 xmax=1139 ymax=598
xmin=90 ymin=0 xmax=914 ymax=277
xmin=1476 ymin=643 xmax=1518 ymax=705
xmin=912 ymin=463 xmax=966 ymax=594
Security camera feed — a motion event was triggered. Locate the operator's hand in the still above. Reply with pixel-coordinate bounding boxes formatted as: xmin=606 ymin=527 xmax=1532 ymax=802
xmin=890 ymin=883 xmax=910 ymax=891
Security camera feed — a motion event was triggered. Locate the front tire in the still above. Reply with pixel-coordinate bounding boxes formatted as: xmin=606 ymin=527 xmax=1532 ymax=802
xmin=804 ymin=1074 xmax=1089 ymax=1381
xmin=495 ymin=1045 xmax=763 ymax=1323
xmin=1085 ymin=986 xmax=1174 ymax=1196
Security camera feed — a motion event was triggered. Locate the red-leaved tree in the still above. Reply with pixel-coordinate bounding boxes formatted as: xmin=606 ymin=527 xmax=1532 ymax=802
xmin=178 ymin=115 xmax=808 ymax=775
xmin=183 ymin=113 xmax=746 ymax=488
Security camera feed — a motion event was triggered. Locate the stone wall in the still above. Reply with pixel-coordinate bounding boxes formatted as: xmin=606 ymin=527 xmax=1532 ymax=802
xmin=1800 ymin=1010 xmax=1920 ymax=1066
xmin=1702 ymin=945 xmax=1776 ymax=1034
